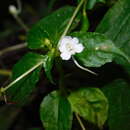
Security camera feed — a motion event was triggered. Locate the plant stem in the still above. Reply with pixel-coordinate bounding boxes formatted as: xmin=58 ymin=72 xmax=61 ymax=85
xmin=72 ymin=56 xmax=97 ymax=75
xmin=0 ymin=43 xmax=27 ymax=57
xmin=56 ymin=59 xmax=66 ymax=96
xmin=58 ymin=0 xmax=84 ymax=46
xmin=81 ymin=0 xmax=89 ymax=32
xmin=0 ymin=61 xmax=43 ymax=93
xmin=17 ymin=0 xmax=22 ymax=14
xmin=13 ymin=14 xmax=29 ymax=32
xmin=75 ymin=113 xmax=86 ymax=130
xmin=0 ymin=69 xmax=11 ymax=76
xmin=11 ymin=0 xmax=29 ymax=31
xmin=47 ymin=0 xmax=58 ymax=14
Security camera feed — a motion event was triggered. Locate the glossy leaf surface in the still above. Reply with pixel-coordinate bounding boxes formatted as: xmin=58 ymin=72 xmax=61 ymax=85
xmin=43 ymin=49 xmax=55 ymax=83
xmin=40 ymin=91 xmax=73 ymax=130
xmin=72 ymin=32 xmax=129 ymax=67
xmin=27 ymin=6 xmax=80 ymax=49
xmin=7 ymin=52 xmax=44 ymax=106
xmin=96 ymin=0 xmax=130 ymax=73
xmin=68 ymin=87 xmax=108 ymax=128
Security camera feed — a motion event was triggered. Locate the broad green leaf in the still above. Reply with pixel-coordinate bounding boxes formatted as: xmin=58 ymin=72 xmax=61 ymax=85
xmin=40 ymin=91 xmax=73 ymax=130
xmin=72 ymin=32 xmax=129 ymax=67
xmin=68 ymin=87 xmax=108 ymax=128
xmin=0 ymin=106 xmax=20 ymax=130
xmin=102 ymin=79 xmax=130 ymax=130
xmin=86 ymin=0 xmax=105 ymax=9
xmin=43 ymin=49 xmax=55 ymax=83
xmin=77 ymin=0 xmax=105 ymax=9
xmin=6 ymin=52 xmax=44 ymax=106
xmin=96 ymin=0 xmax=130 ymax=50
xmin=27 ymin=6 xmax=80 ymax=49
xmin=96 ymin=0 xmax=130 ymax=73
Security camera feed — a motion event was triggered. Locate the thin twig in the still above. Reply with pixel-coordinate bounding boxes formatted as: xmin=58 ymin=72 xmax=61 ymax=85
xmin=3 ymin=94 xmax=8 ymax=104
xmin=75 ymin=113 xmax=86 ymax=130
xmin=17 ymin=0 xmax=22 ymax=14
xmin=58 ymin=0 xmax=84 ymax=46
xmin=0 ymin=61 xmax=43 ymax=93
xmin=13 ymin=15 xmax=29 ymax=32
xmin=16 ymin=0 xmax=29 ymax=31
xmin=0 ymin=69 xmax=12 ymax=76
xmin=0 ymin=43 xmax=27 ymax=57
xmin=72 ymin=56 xmax=97 ymax=75
xmin=9 ymin=0 xmax=29 ymax=31
xmin=47 ymin=0 xmax=57 ymax=14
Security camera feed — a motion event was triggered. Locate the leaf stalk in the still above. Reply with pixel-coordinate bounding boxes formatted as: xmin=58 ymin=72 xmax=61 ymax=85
xmin=0 ymin=61 xmax=43 ymax=93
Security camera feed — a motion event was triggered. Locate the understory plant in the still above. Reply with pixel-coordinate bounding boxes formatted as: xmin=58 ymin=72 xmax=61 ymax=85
xmin=0 ymin=0 xmax=130 ymax=129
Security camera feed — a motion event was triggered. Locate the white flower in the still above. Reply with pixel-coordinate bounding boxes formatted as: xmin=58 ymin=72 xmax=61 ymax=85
xmin=59 ymin=36 xmax=84 ymax=60
xmin=9 ymin=5 xmax=18 ymax=15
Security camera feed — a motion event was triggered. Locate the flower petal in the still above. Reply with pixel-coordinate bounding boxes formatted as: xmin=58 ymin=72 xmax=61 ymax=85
xmin=60 ymin=52 xmax=71 ymax=60
xmin=59 ymin=36 xmax=72 ymax=52
xmin=75 ymin=43 xmax=84 ymax=53
xmin=58 ymin=36 xmax=84 ymax=60
xmin=72 ymin=37 xmax=79 ymax=44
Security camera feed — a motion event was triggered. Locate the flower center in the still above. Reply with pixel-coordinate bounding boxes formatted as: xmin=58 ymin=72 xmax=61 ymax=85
xmin=66 ymin=42 xmax=75 ymax=54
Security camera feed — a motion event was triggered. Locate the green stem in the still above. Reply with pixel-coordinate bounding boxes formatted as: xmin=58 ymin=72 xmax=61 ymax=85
xmin=13 ymin=14 xmax=29 ymax=32
xmin=11 ymin=0 xmax=29 ymax=31
xmin=17 ymin=0 xmax=22 ymax=13
xmin=58 ymin=0 xmax=84 ymax=46
xmin=56 ymin=59 xmax=66 ymax=96
xmin=0 ymin=61 xmax=43 ymax=93
xmin=47 ymin=0 xmax=58 ymax=14
xmin=81 ymin=0 xmax=89 ymax=32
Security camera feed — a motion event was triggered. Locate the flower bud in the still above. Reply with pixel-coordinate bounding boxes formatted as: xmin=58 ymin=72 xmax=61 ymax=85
xmin=9 ymin=5 xmax=18 ymax=15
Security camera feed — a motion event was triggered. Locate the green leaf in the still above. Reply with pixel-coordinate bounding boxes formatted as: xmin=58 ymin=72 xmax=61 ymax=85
xmin=96 ymin=0 xmax=130 ymax=50
xmin=86 ymin=0 xmax=105 ymax=9
xmin=102 ymin=79 xmax=130 ymax=130
xmin=27 ymin=6 xmax=80 ymax=49
xmin=72 ymin=32 xmax=129 ymax=67
xmin=40 ymin=91 xmax=73 ymax=130
xmin=77 ymin=0 xmax=105 ymax=10
xmin=43 ymin=49 xmax=55 ymax=83
xmin=68 ymin=87 xmax=108 ymax=128
xmin=96 ymin=0 xmax=130 ymax=73
xmin=6 ymin=52 xmax=44 ymax=106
